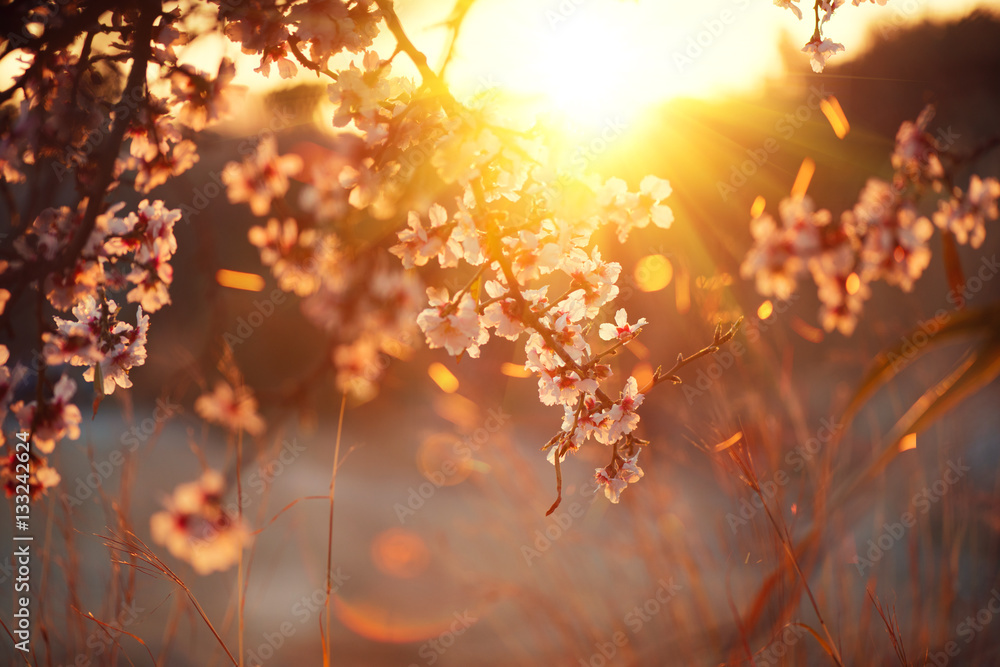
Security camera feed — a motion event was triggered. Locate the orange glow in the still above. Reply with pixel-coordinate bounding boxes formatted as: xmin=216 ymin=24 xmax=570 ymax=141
xmin=432 ymin=393 xmax=481 ymax=430
xmin=757 ymin=300 xmax=773 ymax=320
xmin=333 ymin=596 xmax=477 ymax=644
xmin=845 ymin=272 xmax=861 ymax=295
xmin=500 ymin=362 xmax=531 ymax=378
xmin=791 ymin=317 xmax=824 ymax=343
xmin=675 ymin=269 xmax=690 ymax=314
xmin=634 ymin=254 xmax=673 ymax=292
xmin=371 ymin=528 xmax=430 ymax=579
xmin=382 ymin=336 xmax=415 ymax=361
xmin=626 ymin=338 xmax=649 ymax=360
xmin=428 ymin=362 xmax=459 ymax=393
xmin=820 ymin=96 xmax=850 ymax=139
xmin=750 ymin=195 xmax=766 ymax=219
xmin=631 ymin=362 xmax=654 ymax=389
xmin=215 ymin=269 xmax=264 ymax=292
xmin=417 ymin=433 xmax=473 ymax=488
xmin=790 ymin=157 xmax=815 ymax=199
xmin=899 ymin=433 xmax=917 ymax=452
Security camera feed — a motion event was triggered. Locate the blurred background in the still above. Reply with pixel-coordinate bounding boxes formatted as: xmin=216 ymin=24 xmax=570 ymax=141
xmin=3 ymin=1 xmax=1000 ymax=664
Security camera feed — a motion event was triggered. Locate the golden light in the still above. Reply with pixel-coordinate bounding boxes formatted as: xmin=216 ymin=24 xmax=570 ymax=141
xmin=333 ymin=595 xmax=475 ymax=644
xmin=499 ymin=6 xmax=667 ymax=128
xmin=381 ymin=336 xmax=415 ymax=361
xmin=790 ymin=157 xmax=815 ymax=199
xmin=675 ymin=269 xmax=690 ymax=314
xmin=899 ymin=433 xmax=917 ymax=452
xmin=635 ymin=254 xmax=673 ymax=292
xmin=500 ymin=362 xmax=532 ymax=378
xmin=215 ymin=269 xmax=264 ymax=292
xmin=428 ymin=362 xmax=459 ymax=393
xmin=631 ymin=362 xmax=654 ymax=389
xmin=820 ymin=96 xmax=850 ymax=139
xmin=370 ymin=528 xmax=430 ymax=579
xmin=432 ymin=393 xmax=481 ymax=430
xmin=750 ymin=195 xmax=766 ymax=219
xmin=626 ymin=338 xmax=649 ymax=359
xmin=846 ymin=272 xmax=861 ymax=295
xmin=757 ymin=300 xmax=773 ymax=320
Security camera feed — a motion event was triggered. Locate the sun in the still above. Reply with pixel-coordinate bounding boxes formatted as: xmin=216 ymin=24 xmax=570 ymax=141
xmin=446 ymin=1 xmax=682 ymax=131
xmin=524 ymin=9 xmax=663 ymax=129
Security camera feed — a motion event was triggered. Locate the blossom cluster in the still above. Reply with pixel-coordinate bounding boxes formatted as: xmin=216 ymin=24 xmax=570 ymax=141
xmin=742 ymin=106 xmax=1000 ymax=334
xmin=0 ymin=0 xmax=236 ymax=509
xmin=0 ymin=0 xmax=816 ymax=578
xmin=391 ymin=171 xmax=674 ymax=504
xmin=150 ymin=470 xmax=250 ymax=575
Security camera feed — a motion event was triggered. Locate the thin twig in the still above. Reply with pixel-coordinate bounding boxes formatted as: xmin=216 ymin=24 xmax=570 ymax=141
xmin=323 ymin=392 xmax=348 ymax=667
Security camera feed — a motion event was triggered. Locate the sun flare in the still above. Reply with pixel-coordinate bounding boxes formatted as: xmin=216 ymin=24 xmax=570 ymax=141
xmin=521 ymin=9 xmax=660 ymax=128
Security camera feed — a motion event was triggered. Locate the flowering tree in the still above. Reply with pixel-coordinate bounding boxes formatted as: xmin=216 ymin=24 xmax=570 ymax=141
xmin=2 ymin=0 xmax=998 ymax=664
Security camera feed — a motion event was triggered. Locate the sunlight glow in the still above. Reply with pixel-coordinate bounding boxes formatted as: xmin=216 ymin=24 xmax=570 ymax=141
xmin=632 ymin=362 xmax=654 ymax=389
xmin=791 ymin=157 xmax=815 ymax=199
xmin=371 ymin=528 xmax=430 ymax=579
xmin=750 ymin=196 xmax=766 ymax=219
xmin=215 ymin=269 xmax=264 ymax=292
xmin=500 ymin=362 xmax=532 ymax=378
xmin=899 ymin=433 xmax=917 ymax=452
xmin=675 ymin=269 xmax=690 ymax=314
xmin=757 ymin=300 xmax=774 ymax=320
xmin=428 ymin=362 xmax=459 ymax=393
xmin=821 ymin=96 xmax=850 ymax=139
xmin=417 ymin=433 xmax=475 ymax=487
xmin=846 ymin=272 xmax=861 ymax=295
xmin=635 ymin=254 xmax=673 ymax=292
xmin=524 ymin=8 xmax=656 ymax=127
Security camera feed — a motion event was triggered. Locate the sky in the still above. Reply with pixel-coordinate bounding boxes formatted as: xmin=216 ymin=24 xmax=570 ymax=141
xmin=2 ymin=0 xmax=997 ymax=128
xmin=409 ymin=0 xmax=1000 ymax=126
